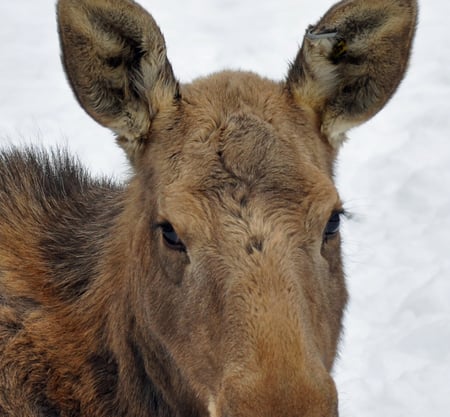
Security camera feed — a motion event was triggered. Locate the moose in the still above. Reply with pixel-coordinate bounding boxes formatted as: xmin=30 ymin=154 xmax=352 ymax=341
xmin=0 ymin=0 xmax=417 ymax=416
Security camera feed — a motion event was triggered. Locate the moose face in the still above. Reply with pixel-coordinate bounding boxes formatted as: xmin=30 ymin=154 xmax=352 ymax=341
xmin=127 ymin=72 xmax=346 ymax=416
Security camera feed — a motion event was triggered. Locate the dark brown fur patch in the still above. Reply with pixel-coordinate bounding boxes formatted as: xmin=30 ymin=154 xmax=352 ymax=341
xmin=1 ymin=148 xmax=123 ymax=303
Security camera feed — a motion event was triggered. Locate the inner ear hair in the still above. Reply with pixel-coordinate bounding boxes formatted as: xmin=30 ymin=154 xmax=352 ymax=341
xmin=57 ymin=0 xmax=179 ymax=150
xmin=287 ymin=0 xmax=418 ymax=148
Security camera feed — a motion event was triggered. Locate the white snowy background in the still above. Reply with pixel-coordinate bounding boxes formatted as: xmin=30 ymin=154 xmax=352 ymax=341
xmin=1 ymin=1 xmax=449 ymax=416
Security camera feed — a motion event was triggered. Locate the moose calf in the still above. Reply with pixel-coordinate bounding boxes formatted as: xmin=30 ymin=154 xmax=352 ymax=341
xmin=0 ymin=0 xmax=417 ymax=416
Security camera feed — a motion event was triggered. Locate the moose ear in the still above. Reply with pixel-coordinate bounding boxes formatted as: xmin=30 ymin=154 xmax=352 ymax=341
xmin=57 ymin=0 xmax=179 ymax=158
xmin=287 ymin=0 xmax=418 ymax=148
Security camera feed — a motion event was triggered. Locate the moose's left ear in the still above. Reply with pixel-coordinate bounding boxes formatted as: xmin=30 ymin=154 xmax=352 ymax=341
xmin=287 ymin=0 xmax=418 ymax=148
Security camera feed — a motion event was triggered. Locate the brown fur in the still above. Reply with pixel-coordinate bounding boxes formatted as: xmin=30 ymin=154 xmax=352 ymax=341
xmin=0 ymin=1 xmax=417 ymax=416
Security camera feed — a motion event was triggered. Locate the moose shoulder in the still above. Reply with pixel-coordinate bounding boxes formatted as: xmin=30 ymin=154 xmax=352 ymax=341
xmin=0 ymin=1 xmax=417 ymax=416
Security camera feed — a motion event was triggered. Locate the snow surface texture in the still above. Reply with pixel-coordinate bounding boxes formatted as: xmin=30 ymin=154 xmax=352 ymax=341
xmin=1 ymin=1 xmax=449 ymax=416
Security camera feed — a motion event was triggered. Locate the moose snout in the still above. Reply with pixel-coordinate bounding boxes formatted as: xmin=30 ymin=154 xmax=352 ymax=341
xmin=204 ymin=253 xmax=341 ymax=417
xmin=210 ymin=392 xmax=338 ymax=417
xmin=210 ymin=364 xmax=339 ymax=417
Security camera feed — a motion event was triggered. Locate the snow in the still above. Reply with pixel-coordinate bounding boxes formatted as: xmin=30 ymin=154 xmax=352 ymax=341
xmin=1 ymin=1 xmax=449 ymax=416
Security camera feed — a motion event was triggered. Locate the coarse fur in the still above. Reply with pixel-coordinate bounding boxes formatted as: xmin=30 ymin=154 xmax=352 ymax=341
xmin=0 ymin=1 xmax=417 ymax=416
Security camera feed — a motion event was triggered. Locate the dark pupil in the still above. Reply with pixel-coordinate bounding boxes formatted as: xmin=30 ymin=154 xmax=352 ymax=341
xmin=325 ymin=212 xmax=341 ymax=237
xmin=161 ymin=223 xmax=184 ymax=250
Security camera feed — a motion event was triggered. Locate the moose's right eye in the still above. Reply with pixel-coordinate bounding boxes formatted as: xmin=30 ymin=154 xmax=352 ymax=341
xmin=323 ymin=211 xmax=342 ymax=242
xmin=160 ymin=223 xmax=186 ymax=252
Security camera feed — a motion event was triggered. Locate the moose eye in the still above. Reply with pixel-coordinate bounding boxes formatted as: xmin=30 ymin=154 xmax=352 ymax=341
xmin=160 ymin=223 xmax=186 ymax=252
xmin=324 ymin=211 xmax=342 ymax=241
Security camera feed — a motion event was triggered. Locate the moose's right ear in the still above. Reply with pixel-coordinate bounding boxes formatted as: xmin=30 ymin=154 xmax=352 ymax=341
xmin=57 ymin=0 xmax=179 ymax=159
xmin=287 ymin=0 xmax=418 ymax=148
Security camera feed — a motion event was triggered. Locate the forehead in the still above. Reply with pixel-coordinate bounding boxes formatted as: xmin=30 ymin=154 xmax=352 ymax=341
xmin=149 ymin=72 xmax=337 ymax=212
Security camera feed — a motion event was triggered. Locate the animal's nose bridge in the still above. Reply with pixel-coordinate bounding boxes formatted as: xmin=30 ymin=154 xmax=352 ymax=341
xmin=224 ymin=254 xmax=311 ymax=335
xmin=215 ymin=257 xmax=338 ymax=416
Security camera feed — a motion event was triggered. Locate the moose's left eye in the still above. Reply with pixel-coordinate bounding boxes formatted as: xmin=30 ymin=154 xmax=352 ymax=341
xmin=324 ymin=211 xmax=342 ymax=240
